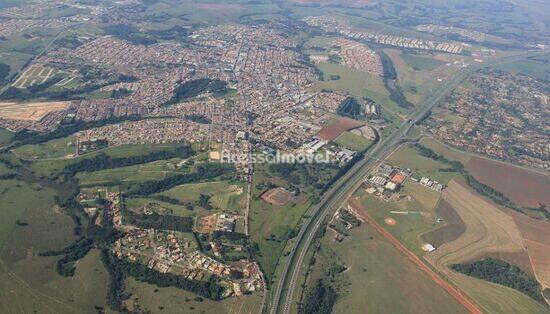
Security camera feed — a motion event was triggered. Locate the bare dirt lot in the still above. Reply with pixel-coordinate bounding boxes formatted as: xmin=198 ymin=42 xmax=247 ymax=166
xmin=466 ymin=156 xmax=550 ymax=208
xmin=317 ymin=118 xmax=364 ymax=141
xmin=0 ymin=101 xmax=69 ymax=121
xmin=260 ymin=187 xmax=294 ymax=206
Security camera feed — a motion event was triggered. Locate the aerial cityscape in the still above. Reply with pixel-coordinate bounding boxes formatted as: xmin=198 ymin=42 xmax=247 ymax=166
xmin=0 ymin=0 xmax=548 ymax=313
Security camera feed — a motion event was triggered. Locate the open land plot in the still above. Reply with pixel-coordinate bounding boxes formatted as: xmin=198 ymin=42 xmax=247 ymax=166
xmin=466 ymin=156 xmax=550 ymax=209
xmin=0 ymin=101 xmax=69 ymax=121
xmin=76 ymin=163 xmax=177 ymax=186
xmin=308 ymin=221 xmax=466 ymax=314
xmin=511 ymin=212 xmax=550 ymax=289
xmin=143 ymin=1 xmax=279 ymax=25
xmin=14 ymin=135 xmax=76 ymax=160
xmin=125 ymin=277 xmax=262 ymax=314
xmin=159 ymin=181 xmax=246 ymax=212
xmin=30 ymin=143 xmax=191 ymax=178
xmin=386 ymin=143 xmax=462 ymax=184
xmin=260 ymin=187 xmax=295 ymax=206
xmin=0 ymin=179 xmax=109 ymax=313
xmin=401 ymin=52 xmax=446 ymax=71
xmin=125 ymin=197 xmax=195 ymax=217
xmin=313 ymin=62 xmax=399 ymax=112
xmin=425 ymin=180 xmax=547 ymax=313
xmin=12 ymin=64 xmax=57 ymax=89
xmin=422 ymin=200 xmax=466 ymax=249
xmin=496 ymin=58 xmax=550 ymax=82
xmin=0 ymin=128 xmax=13 ymax=147
xmin=317 ymin=117 xmax=364 ymax=141
xmin=419 ymin=137 xmax=472 ymax=165
xmin=348 ymin=200 xmax=480 ymax=313
xmin=422 ymin=137 xmax=550 ymax=211
xmin=356 ymin=182 xmax=441 ymax=255
xmin=249 ymin=165 xmax=316 ymax=280
xmin=333 ymin=131 xmax=372 ymax=151
xmin=385 ymin=49 xmax=463 ymax=106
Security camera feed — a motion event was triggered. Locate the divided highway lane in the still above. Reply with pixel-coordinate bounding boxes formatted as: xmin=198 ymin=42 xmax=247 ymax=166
xmin=270 ymin=51 xmax=540 ymax=314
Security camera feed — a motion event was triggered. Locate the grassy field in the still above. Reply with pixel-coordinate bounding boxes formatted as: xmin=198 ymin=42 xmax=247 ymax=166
xmin=0 ymin=179 xmax=110 ymax=313
xmin=125 ymin=277 xmax=262 ymax=313
xmin=384 ymin=49 xmax=458 ymax=106
xmin=419 ymin=137 xmax=472 ymax=165
xmin=497 ymin=58 xmax=550 ymax=82
xmin=76 ymin=159 xmax=185 ymax=186
xmin=386 ymin=143 xmax=462 ymax=184
xmin=249 ymin=164 xmax=322 ymax=281
xmin=126 ymin=197 xmax=195 ymax=217
xmin=357 ymin=182 xmax=441 ymax=255
xmin=401 ymin=52 xmax=446 ymax=71
xmin=333 ymin=131 xmax=372 ymax=151
xmin=304 ymin=222 xmax=465 ymax=314
xmin=28 ymin=143 xmax=194 ymax=178
xmin=159 ymin=181 xmax=246 ymax=213
xmin=15 ymin=135 xmax=76 ymax=160
xmin=0 ymin=128 xmax=13 ymax=147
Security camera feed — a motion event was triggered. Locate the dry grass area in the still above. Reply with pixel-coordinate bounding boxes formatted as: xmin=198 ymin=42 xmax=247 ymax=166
xmin=511 ymin=212 xmax=550 ymax=289
xmin=0 ymin=101 xmax=69 ymax=121
xmin=424 ymin=180 xmax=546 ymax=313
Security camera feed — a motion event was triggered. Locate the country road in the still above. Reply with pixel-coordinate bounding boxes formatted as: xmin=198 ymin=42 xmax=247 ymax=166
xmin=269 ymin=50 xmax=543 ymax=314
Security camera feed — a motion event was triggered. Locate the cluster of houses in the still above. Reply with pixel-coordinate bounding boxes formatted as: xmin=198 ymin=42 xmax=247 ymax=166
xmin=304 ymin=16 xmax=464 ymax=54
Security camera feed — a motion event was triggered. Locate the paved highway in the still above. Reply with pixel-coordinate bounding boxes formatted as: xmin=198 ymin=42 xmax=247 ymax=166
xmin=270 ymin=51 xmax=541 ymax=314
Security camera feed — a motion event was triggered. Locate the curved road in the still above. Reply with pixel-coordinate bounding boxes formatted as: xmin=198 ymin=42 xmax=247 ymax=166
xmin=270 ymin=51 xmax=543 ymax=314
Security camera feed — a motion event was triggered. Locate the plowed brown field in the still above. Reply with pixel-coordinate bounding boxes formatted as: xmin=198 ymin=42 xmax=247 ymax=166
xmin=511 ymin=212 xmax=550 ymax=289
xmin=466 ymin=157 xmax=550 ymax=208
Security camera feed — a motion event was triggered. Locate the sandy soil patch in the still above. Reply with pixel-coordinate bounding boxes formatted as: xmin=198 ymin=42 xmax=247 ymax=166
xmin=0 ymin=101 xmax=69 ymax=121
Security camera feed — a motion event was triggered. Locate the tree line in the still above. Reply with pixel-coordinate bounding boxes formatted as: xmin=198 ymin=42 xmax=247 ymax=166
xmin=452 ymin=257 xmax=546 ymax=304
xmin=61 ymin=144 xmax=194 ymax=178
xmin=126 ymin=163 xmax=234 ymax=196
